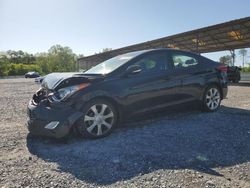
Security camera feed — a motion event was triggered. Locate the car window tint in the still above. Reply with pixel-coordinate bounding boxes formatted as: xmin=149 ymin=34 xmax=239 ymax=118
xmin=134 ymin=53 xmax=167 ymax=74
xmin=172 ymin=54 xmax=198 ymax=69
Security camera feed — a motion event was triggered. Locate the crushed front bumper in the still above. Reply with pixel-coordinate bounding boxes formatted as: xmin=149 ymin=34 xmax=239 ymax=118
xmin=27 ymin=99 xmax=83 ymax=138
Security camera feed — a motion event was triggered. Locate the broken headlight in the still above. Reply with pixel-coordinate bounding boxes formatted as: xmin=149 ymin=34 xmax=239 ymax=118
xmin=50 ymin=83 xmax=89 ymax=102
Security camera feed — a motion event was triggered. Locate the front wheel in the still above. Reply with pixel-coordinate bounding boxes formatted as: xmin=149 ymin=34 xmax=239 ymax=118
xmin=202 ymin=86 xmax=221 ymax=112
xmin=76 ymin=99 xmax=117 ymax=139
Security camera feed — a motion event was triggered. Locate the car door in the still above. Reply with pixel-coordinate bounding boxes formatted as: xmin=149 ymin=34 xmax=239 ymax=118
xmin=170 ymin=51 xmax=205 ymax=102
xmin=119 ymin=51 xmax=181 ymax=114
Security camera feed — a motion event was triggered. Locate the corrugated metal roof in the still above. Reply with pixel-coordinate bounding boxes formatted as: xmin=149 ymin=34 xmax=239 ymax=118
xmin=78 ymin=17 xmax=250 ymax=63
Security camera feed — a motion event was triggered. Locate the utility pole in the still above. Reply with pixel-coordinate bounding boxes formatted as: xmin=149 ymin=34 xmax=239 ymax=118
xmin=243 ymin=53 xmax=245 ymax=68
xmin=230 ymin=49 xmax=235 ymax=66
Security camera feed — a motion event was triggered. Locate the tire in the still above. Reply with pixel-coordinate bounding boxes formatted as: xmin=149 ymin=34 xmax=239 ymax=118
xmin=76 ymin=99 xmax=118 ymax=139
xmin=202 ymin=85 xmax=221 ymax=112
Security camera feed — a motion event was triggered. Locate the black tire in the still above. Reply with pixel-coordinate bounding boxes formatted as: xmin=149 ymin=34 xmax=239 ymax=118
xmin=202 ymin=85 xmax=221 ymax=112
xmin=76 ymin=99 xmax=118 ymax=139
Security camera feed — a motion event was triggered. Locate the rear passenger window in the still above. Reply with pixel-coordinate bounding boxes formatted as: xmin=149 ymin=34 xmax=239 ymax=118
xmin=172 ymin=54 xmax=198 ymax=69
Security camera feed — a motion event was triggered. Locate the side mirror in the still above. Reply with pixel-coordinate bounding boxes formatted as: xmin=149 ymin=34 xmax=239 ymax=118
xmin=124 ymin=65 xmax=142 ymax=76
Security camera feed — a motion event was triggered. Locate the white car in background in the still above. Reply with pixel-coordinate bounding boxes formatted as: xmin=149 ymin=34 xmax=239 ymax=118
xmin=35 ymin=76 xmax=45 ymax=84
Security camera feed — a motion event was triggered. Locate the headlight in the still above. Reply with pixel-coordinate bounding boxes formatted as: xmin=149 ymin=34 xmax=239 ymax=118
xmin=51 ymin=83 xmax=89 ymax=102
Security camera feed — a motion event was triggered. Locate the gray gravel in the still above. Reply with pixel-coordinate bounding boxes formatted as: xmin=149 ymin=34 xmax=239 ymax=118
xmin=0 ymin=78 xmax=250 ymax=188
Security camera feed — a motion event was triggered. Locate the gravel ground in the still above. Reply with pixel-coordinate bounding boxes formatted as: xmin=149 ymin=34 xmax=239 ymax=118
xmin=0 ymin=78 xmax=249 ymax=188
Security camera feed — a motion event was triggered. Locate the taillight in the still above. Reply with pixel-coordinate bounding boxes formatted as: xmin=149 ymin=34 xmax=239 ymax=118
xmin=216 ymin=65 xmax=228 ymax=73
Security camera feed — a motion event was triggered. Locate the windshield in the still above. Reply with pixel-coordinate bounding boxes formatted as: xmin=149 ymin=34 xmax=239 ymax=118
xmin=84 ymin=51 xmax=147 ymax=74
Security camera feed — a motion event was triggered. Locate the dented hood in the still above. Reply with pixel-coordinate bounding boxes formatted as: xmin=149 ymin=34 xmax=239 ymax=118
xmin=41 ymin=72 xmax=103 ymax=90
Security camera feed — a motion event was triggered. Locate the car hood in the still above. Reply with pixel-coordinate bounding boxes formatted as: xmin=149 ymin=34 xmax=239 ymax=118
xmin=41 ymin=72 xmax=103 ymax=90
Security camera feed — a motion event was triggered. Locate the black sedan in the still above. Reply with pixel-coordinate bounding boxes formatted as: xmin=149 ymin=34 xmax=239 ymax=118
xmin=25 ymin=71 xmax=40 ymax=78
xmin=27 ymin=49 xmax=228 ymax=139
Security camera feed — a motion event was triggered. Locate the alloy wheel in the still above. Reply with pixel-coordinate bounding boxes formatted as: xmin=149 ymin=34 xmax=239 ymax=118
xmin=205 ymin=88 xmax=221 ymax=110
xmin=84 ymin=104 xmax=114 ymax=136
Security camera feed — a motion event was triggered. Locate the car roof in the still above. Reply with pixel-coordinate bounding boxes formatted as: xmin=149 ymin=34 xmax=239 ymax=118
xmin=129 ymin=48 xmax=200 ymax=56
xmin=122 ymin=48 xmax=214 ymax=64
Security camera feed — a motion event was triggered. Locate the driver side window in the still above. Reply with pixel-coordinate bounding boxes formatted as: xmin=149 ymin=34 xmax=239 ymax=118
xmin=134 ymin=53 xmax=167 ymax=74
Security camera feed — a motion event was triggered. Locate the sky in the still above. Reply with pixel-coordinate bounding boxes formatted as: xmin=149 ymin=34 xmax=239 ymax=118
xmin=0 ymin=0 xmax=250 ymax=66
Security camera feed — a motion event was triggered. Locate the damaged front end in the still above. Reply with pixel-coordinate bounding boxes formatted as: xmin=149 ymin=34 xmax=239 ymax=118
xmin=27 ymin=73 xmax=94 ymax=138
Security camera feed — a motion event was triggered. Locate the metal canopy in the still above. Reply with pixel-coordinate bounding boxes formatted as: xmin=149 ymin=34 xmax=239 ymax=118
xmin=78 ymin=17 xmax=250 ymax=69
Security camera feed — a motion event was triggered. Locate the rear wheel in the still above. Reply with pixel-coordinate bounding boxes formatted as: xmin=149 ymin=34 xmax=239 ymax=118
xmin=202 ymin=85 xmax=221 ymax=112
xmin=76 ymin=99 xmax=117 ymax=138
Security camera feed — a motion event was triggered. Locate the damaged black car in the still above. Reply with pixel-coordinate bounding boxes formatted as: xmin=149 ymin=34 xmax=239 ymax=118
xmin=27 ymin=49 xmax=228 ymax=139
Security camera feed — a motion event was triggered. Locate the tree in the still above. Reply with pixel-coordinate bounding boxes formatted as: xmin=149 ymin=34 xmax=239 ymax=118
xmin=47 ymin=44 xmax=76 ymax=72
xmin=35 ymin=55 xmax=51 ymax=74
xmin=0 ymin=54 xmax=9 ymax=76
xmin=22 ymin=53 xmax=36 ymax=64
xmin=5 ymin=50 xmax=35 ymax=64
xmin=0 ymin=45 xmax=80 ymax=76
xmin=219 ymin=55 xmax=232 ymax=65
xmin=238 ymin=48 xmax=247 ymax=68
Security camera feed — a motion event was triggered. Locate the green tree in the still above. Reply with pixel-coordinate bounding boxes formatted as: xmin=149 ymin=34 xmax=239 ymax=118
xmin=219 ymin=55 xmax=232 ymax=65
xmin=47 ymin=44 xmax=76 ymax=72
xmin=0 ymin=45 xmax=79 ymax=76
xmin=22 ymin=53 xmax=36 ymax=64
xmin=238 ymin=48 xmax=247 ymax=68
xmin=5 ymin=50 xmax=35 ymax=64
xmin=35 ymin=54 xmax=51 ymax=74
xmin=0 ymin=54 xmax=9 ymax=76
